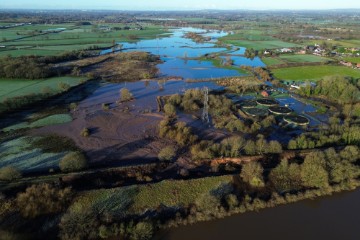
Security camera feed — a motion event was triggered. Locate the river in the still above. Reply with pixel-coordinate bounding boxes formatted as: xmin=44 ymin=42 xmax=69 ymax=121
xmin=156 ymin=188 xmax=360 ymax=240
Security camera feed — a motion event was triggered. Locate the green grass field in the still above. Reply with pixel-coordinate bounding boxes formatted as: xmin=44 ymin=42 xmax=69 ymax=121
xmin=0 ymin=137 xmax=68 ymax=172
xmin=3 ymin=114 xmax=72 ymax=132
xmin=0 ymin=76 xmax=86 ymax=102
xmin=343 ymin=57 xmax=360 ymax=63
xmin=262 ymin=57 xmax=286 ymax=66
xmin=0 ymin=24 xmax=169 ymax=57
xmin=69 ymin=175 xmax=233 ymax=216
xmin=279 ymin=54 xmax=332 ymax=63
xmin=222 ymin=39 xmax=300 ymax=50
xmin=272 ymin=65 xmax=360 ymax=81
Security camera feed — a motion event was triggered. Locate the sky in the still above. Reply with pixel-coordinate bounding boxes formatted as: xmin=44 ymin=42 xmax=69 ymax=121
xmin=1 ymin=0 xmax=360 ymax=11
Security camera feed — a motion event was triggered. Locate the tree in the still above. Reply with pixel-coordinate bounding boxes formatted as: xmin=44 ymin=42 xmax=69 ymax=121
xmin=158 ymin=146 xmax=176 ymax=161
xmin=325 ymin=148 xmax=359 ymax=183
xmin=59 ymin=152 xmax=88 ymax=173
xmin=0 ymin=166 xmax=22 ymax=181
xmin=301 ymin=152 xmax=329 ymax=188
xmin=267 ymin=140 xmax=283 ymax=154
xmin=340 ymin=146 xmax=359 ymax=163
xmin=220 ymin=136 xmax=246 ymax=157
xmin=269 ymin=160 xmax=301 ymax=192
xmin=255 ymin=135 xmax=267 ymax=154
xmin=163 ymin=103 xmax=176 ymax=117
xmin=16 ymin=183 xmax=72 ymax=218
xmin=120 ymin=88 xmax=133 ymax=102
xmin=240 ymin=161 xmax=265 ymax=187
xmin=130 ymin=222 xmax=154 ymax=240
xmin=244 ymin=140 xmax=257 ymax=155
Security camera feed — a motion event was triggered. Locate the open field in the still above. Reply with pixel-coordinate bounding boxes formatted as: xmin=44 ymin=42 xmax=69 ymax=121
xmin=343 ymin=57 xmax=360 ymax=63
xmin=262 ymin=57 xmax=286 ymax=66
xmin=0 ymin=76 xmax=86 ymax=102
xmin=0 ymin=136 xmax=69 ymax=172
xmin=262 ymin=54 xmax=332 ymax=67
xmin=305 ymin=39 xmax=360 ymax=49
xmin=221 ymin=39 xmax=300 ymax=50
xmin=3 ymin=114 xmax=73 ymax=132
xmin=278 ymin=54 xmax=332 ymax=63
xmin=272 ymin=65 xmax=360 ymax=81
xmin=69 ymin=175 xmax=233 ymax=216
xmin=0 ymin=24 xmax=169 ymax=57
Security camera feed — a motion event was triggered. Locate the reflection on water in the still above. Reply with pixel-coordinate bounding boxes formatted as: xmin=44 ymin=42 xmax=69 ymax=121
xmin=158 ymin=58 xmax=242 ymax=79
xmin=101 ymin=28 xmax=264 ymax=79
xmin=80 ymin=80 xmax=223 ymax=110
xmin=156 ymin=188 xmax=360 ymax=240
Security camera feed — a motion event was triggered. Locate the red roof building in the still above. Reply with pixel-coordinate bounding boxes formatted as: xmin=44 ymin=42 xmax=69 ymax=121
xmin=261 ymin=91 xmax=269 ymax=97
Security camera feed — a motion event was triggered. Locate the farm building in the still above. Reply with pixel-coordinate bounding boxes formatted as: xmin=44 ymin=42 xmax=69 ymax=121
xmin=261 ymin=91 xmax=270 ymax=97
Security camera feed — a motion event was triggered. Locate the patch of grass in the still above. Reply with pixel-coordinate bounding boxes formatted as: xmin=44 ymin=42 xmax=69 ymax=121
xmin=279 ymin=54 xmax=332 ymax=63
xmin=1 ymin=24 xmax=169 ymax=58
xmin=0 ymin=77 xmax=86 ymax=102
xmin=221 ymin=39 xmax=300 ymax=50
xmin=131 ymin=175 xmax=233 ymax=213
xmin=262 ymin=57 xmax=285 ymax=66
xmin=272 ymin=65 xmax=360 ymax=81
xmin=343 ymin=57 xmax=360 ymax=64
xmin=68 ymin=175 xmax=233 ymax=217
xmin=2 ymin=114 xmax=72 ymax=132
xmin=0 ymin=137 xmax=68 ymax=172
xmin=31 ymin=134 xmax=79 ymax=153
xmin=69 ymin=186 xmax=138 ymax=218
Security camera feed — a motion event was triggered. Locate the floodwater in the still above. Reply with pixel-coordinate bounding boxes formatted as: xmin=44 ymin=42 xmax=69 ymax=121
xmin=101 ymin=27 xmax=263 ymax=79
xmin=156 ymin=188 xmax=360 ymax=240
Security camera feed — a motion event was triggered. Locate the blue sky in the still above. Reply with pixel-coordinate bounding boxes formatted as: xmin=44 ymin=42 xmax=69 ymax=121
xmin=1 ymin=0 xmax=359 ymax=10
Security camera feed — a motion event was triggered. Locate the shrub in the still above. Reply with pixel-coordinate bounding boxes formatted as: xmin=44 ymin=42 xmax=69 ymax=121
xmin=16 ymin=183 xmax=72 ymax=218
xmin=163 ymin=103 xmax=177 ymax=117
xmin=60 ymin=209 xmax=99 ymax=240
xmin=58 ymin=82 xmax=71 ymax=91
xmin=69 ymin=102 xmax=78 ymax=111
xmin=158 ymin=146 xmax=176 ymax=161
xmin=129 ymin=222 xmax=154 ymax=240
xmin=81 ymin=128 xmax=90 ymax=137
xmin=102 ymin=103 xmax=110 ymax=111
xmin=240 ymin=161 xmax=265 ymax=187
xmin=120 ymin=88 xmax=133 ymax=102
xmin=0 ymin=167 xmax=22 ymax=181
xmin=59 ymin=152 xmax=88 ymax=173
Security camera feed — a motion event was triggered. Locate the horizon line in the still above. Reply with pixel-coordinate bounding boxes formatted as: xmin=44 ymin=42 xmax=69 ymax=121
xmin=1 ymin=8 xmax=360 ymax=11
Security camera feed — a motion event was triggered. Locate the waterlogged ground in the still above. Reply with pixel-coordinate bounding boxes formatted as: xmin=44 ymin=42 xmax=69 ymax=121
xmin=1 ymin=27 xmax=326 ymax=172
xmin=101 ymin=27 xmax=264 ymax=79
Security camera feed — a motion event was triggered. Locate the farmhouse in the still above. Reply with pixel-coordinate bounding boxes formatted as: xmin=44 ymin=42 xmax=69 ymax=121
xmin=340 ymin=61 xmax=353 ymax=67
xmin=261 ymin=90 xmax=270 ymax=97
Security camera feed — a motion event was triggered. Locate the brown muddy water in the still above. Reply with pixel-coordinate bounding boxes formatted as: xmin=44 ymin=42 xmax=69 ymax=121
xmin=155 ymin=188 xmax=360 ymax=240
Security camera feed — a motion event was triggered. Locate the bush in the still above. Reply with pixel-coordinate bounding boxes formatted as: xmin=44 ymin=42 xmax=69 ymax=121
xmin=59 ymin=152 xmax=88 ymax=173
xmin=158 ymin=146 xmax=176 ymax=161
xmin=163 ymin=103 xmax=177 ymax=117
xmin=60 ymin=209 xmax=99 ymax=240
xmin=16 ymin=183 xmax=72 ymax=218
xmin=129 ymin=222 xmax=154 ymax=240
xmin=120 ymin=88 xmax=133 ymax=102
xmin=0 ymin=167 xmax=22 ymax=181
xmin=81 ymin=128 xmax=90 ymax=137
xmin=102 ymin=103 xmax=110 ymax=111
xmin=240 ymin=161 xmax=265 ymax=187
